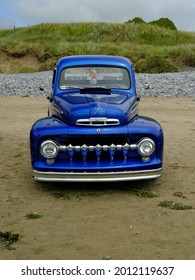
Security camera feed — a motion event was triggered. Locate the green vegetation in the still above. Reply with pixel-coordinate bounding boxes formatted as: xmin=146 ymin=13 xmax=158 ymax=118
xmin=0 ymin=20 xmax=195 ymax=73
xmin=135 ymin=56 xmax=180 ymax=73
xmin=158 ymin=201 xmax=193 ymax=210
xmin=126 ymin=17 xmax=177 ymax=30
xmin=173 ymin=192 xmax=187 ymax=199
xmin=26 ymin=212 xmax=43 ymax=219
xmin=52 ymin=192 xmax=71 ymax=200
xmin=149 ymin=18 xmax=177 ymax=30
xmin=0 ymin=231 xmax=19 ymax=250
xmin=52 ymin=191 xmax=101 ymax=201
xmin=135 ymin=189 xmax=159 ymax=198
xmin=19 ymin=67 xmax=37 ymax=73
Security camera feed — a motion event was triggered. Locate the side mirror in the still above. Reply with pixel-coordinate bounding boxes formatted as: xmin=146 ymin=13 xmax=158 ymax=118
xmin=39 ymin=86 xmax=44 ymax=91
xmin=144 ymin=83 xmax=150 ymax=90
xmin=47 ymin=96 xmax=53 ymax=102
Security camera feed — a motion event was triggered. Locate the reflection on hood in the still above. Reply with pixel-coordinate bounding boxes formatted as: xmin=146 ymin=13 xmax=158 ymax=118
xmin=54 ymin=91 xmax=137 ymax=125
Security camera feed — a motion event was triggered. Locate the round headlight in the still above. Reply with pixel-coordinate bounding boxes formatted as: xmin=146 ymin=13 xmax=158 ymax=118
xmin=40 ymin=140 xmax=58 ymax=159
xmin=137 ymin=138 xmax=155 ymax=156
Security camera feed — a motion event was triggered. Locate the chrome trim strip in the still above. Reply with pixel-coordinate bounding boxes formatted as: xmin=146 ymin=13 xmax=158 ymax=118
xmin=76 ymin=117 xmax=120 ymax=126
xmin=58 ymin=143 xmax=137 ymax=151
xmin=33 ymin=168 xmax=162 ymax=182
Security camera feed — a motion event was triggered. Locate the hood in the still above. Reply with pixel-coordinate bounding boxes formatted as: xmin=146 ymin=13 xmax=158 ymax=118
xmin=53 ymin=89 xmax=138 ymax=126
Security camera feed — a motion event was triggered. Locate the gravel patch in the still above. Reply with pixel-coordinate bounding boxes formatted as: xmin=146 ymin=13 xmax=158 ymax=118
xmin=0 ymin=70 xmax=194 ymax=97
xmin=0 ymin=71 xmax=53 ymax=97
xmin=136 ymin=70 xmax=195 ymax=97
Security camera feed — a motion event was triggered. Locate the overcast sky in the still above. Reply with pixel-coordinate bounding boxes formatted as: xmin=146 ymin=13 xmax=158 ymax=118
xmin=0 ymin=0 xmax=195 ymax=31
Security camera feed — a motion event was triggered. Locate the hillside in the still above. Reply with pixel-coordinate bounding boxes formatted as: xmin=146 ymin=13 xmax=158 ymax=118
xmin=0 ymin=22 xmax=195 ymax=73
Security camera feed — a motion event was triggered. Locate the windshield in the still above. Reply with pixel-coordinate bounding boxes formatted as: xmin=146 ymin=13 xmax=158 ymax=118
xmin=59 ymin=66 xmax=131 ymax=90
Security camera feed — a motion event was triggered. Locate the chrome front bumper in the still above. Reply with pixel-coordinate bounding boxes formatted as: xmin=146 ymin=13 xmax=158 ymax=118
xmin=32 ymin=168 xmax=162 ymax=182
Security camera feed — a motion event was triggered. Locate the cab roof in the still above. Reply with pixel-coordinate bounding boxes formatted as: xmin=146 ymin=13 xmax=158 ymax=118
xmin=57 ymin=55 xmax=133 ymax=71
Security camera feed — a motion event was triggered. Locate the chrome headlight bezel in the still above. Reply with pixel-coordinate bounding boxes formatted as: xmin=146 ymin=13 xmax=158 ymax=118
xmin=40 ymin=140 xmax=58 ymax=159
xmin=137 ymin=138 xmax=155 ymax=156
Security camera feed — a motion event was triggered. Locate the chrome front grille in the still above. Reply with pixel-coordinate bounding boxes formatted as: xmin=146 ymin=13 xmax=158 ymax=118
xmin=58 ymin=143 xmax=137 ymax=161
xmin=76 ymin=117 xmax=120 ymax=126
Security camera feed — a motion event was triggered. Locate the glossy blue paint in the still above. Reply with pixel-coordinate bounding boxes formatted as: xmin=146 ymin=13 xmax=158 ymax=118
xmin=30 ymin=55 xmax=164 ymax=182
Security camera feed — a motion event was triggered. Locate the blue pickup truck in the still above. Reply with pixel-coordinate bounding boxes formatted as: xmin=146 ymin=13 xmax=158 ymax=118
xmin=30 ymin=55 xmax=163 ymax=182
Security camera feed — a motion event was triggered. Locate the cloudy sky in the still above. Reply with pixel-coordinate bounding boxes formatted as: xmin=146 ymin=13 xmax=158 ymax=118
xmin=0 ymin=0 xmax=195 ymax=31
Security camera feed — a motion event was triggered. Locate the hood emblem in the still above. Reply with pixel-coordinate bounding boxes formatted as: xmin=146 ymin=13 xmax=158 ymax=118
xmin=91 ymin=96 xmax=105 ymax=117
xmin=96 ymin=129 xmax=101 ymax=134
xmin=92 ymin=104 xmax=104 ymax=116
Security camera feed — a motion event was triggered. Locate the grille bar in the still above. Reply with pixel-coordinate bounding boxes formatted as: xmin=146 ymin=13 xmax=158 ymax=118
xmin=58 ymin=143 xmax=137 ymax=161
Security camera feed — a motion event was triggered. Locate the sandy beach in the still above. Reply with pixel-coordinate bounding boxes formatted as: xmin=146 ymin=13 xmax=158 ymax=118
xmin=0 ymin=96 xmax=195 ymax=260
